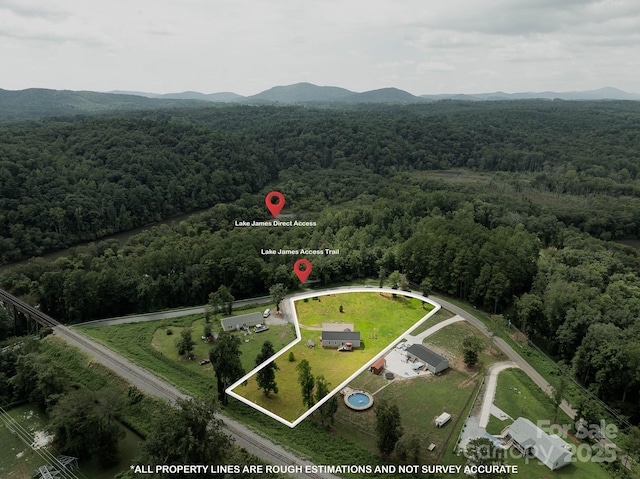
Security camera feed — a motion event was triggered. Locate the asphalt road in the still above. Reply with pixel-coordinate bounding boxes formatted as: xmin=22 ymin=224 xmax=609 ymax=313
xmin=73 ymin=296 xmax=272 ymax=327
xmin=55 ymin=324 xmax=338 ymax=479
xmin=431 ymin=295 xmax=578 ymax=419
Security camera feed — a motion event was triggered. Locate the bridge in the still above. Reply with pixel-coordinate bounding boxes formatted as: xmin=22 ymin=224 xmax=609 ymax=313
xmin=0 ymin=289 xmax=59 ymax=336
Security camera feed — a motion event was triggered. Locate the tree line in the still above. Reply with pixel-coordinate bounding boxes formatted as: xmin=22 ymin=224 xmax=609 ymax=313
xmin=2 ymin=100 xmax=640 ymax=264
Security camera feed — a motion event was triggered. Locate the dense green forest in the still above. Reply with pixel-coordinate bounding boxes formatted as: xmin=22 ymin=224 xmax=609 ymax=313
xmin=2 ymin=101 xmax=640 ymax=428
xmin=2 ymin=101 xmax=640 ymax=263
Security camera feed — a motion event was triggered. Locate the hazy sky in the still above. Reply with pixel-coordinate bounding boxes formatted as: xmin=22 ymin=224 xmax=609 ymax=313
xmin=1 ymin=0 xmax=639 ymax=95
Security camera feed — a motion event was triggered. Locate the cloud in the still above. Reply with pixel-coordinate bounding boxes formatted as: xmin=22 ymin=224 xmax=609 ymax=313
xmin=0 ymin=0 xmax=638 ymax=95
xmin=416 ymin=61 xmax=456 ymax=72
xmin=0 ymin=0 xmax=67 ymax=20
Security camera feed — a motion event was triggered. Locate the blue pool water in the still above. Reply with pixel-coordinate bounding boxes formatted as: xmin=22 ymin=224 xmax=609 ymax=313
xmin=347 ymin=392 xmax=371 ymax=407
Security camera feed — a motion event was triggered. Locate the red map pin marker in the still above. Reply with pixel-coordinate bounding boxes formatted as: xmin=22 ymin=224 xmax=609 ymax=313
xmin=294 ymin=259 xmax=312 ymax=284
xmin=265 ymin=191 xmax=285 ymax=218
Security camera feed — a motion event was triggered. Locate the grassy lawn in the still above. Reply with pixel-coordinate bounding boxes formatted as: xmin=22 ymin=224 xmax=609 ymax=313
xmin=79 ymin=305 xmax=289 ymax=398
xmin=409 ymin=307 xmax=455 ymax=336
xmin=486 ymin=369 xmax=572 ymax=436
xmin=231 ymin=292 xmax=434 ymax=422
xmin=423 ymin=321 xmax=507 ymax=371
xmin=333 ymin=369 xmax=478 ymax=465
xmin=153 ymin=317 xmax=296 ymax=374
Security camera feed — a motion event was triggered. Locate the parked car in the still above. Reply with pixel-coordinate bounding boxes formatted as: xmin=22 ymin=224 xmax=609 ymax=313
xmin=263 ymin=308 xmax=271 ymax=318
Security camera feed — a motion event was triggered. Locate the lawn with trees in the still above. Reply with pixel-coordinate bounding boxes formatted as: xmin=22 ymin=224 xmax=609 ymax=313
xmin=230 ymin=291 xmax=434 ymax=422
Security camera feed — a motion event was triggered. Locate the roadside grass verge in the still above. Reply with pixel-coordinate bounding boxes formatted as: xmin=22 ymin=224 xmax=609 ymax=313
xmin=409 ymin=307 xmax=455 ymax=336
xmin=79 ymin=315 xmax=216 ymax=398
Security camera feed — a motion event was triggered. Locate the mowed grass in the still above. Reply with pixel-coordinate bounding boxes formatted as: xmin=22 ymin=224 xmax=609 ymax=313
xmin=79 ymin=306 xmax=295 ymax=398
xmin=410 ymin=307 xmax=455 ymax=336
xmin=334 ymin=369 xmax=478 ymax=464
xmin=485 ymin=369 xmax=611 ymax=479
xmin=231 ymin=292 xmax=433 ymax=422
xmin=152 ymin=317 xmax=296 ymax=374
xmin=423 ymin=321 xmax=506 ymax=370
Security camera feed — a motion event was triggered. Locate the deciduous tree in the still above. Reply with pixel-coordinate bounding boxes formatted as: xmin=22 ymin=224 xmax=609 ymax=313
xmin=462 ymin=335 xmax=485 ymax=367
xmin=209 ymin=331 xmax=244 ymax=405
xmin=296 ymin=359 xmax=314 ymax=408
xmin=375 ymin=400 xmax=403 ymax=457
xmin=255 ymin=341 xmax=279 ymax=397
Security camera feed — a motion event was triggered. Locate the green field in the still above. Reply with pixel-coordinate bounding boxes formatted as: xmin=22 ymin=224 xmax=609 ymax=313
xmin=424 ymin=321 xmax=506 ymax=371
xmin=79 ymin=305 xmax=286 ymax=397
xmin=231 ymin=292 xmax=434 ymax=422
xmin=152 ymin=317 xmax=296 ymax=374
xmin=334 ymin=368 xmax=478 ymax=464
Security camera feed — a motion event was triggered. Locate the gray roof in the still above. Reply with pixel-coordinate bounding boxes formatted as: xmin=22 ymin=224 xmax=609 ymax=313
xmin=321 ymin=331 xmax=360 ymax=341
xmin=406 ymin=344 xmax=447 ymax=366
xmin=322 ymin=323 xmax=355 ymax=332
xmin=506 ymin=417 xmax=572 ymax=469
xmin=221 ymin=312 xmax=263 ymax=329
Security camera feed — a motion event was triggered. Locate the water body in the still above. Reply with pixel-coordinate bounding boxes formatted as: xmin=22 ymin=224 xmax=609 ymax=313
xmin=7 ymin=208 xmax=207 ymax=268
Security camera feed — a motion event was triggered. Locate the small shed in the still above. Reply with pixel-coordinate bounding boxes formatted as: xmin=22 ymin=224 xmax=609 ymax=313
xmin=435 ymin=412 xmax=451 ymax=428
xmin=370 ymin=357 xmax=386 ymax=375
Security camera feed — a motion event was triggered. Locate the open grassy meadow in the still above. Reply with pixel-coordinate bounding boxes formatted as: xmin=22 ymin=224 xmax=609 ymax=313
xmin=334 ymin=368 xmax=478 ymax=464
xmin=231 ymin=292 xmax=434 ymax=422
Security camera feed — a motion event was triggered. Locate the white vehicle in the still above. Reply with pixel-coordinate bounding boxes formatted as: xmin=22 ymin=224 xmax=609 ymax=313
xmin=263 ymin=308 xmax=271 ymax=318
xmin=435 ymin=412 xmax=451 ymax=428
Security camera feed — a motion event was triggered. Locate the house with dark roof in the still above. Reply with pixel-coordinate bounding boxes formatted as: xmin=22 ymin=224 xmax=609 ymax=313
xmin=321 ymin=331 xmax=361 ymax=348
xmin=406 ymin=344 xmax=449 ymax=373
xmin=220 ymin=312 xmax=263 ymax=331
xmin=502 ymin=417 xmax=573 ymax=470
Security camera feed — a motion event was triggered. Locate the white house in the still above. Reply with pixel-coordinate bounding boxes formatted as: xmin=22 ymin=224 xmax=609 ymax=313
xmin=503 ymin=417 xmax=573 ymax=470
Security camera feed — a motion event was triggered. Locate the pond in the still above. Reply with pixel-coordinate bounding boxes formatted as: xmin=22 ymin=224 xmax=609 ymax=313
xmin=1 ymin=403 xmax=143 ymax=479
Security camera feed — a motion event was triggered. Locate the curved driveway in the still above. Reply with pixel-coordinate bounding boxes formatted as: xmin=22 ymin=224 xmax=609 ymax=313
xmin=431 ymin=295 xmax=577 ymax=419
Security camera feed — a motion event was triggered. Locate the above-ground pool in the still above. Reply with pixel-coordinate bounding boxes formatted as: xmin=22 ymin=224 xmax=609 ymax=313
xmin=344 ymin=391 xmax=374 ymax=411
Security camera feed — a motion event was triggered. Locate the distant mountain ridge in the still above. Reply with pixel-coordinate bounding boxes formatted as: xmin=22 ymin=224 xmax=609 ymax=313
xmin=420 ymin=86 xmax=640 ymax=101
xmin=0 ymin=88 xmax=208 ymax=123
xmin=0 ymin=83 xmax=638 ymax=123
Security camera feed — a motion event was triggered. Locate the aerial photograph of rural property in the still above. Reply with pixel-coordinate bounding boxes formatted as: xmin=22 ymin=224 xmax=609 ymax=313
xmin=1 ymin=1 xmax=640 ymax=478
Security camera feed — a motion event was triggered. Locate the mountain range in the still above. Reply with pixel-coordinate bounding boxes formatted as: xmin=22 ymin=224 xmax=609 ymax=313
xmin=1 ymin=83 xmax=638 ymax=123
xmin=114 ymin=83 xmax=640 ymax=103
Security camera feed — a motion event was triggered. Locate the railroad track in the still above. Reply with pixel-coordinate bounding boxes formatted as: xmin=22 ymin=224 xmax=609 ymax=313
xmin=56 ymin=326 xmax=334 ymax=479
xmin=1 ymin=289 xmax=336 ymax=478
xmin=0 ymin=289 xmax=60 ymax=327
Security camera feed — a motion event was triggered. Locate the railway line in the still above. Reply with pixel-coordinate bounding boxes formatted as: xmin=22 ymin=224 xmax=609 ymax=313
xmin=1 ymin=289 xmax=337 ymax=479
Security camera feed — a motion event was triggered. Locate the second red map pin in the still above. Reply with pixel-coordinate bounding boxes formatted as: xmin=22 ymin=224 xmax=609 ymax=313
xmin=294 ymin=259 xmax=312 ymax=283
xmin=265 ymin=191 xmax=285 ymax=218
